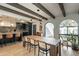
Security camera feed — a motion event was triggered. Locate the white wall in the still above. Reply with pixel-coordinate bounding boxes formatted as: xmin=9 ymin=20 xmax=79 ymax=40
xmin=42 ymin=13 xmax=79 ymax=39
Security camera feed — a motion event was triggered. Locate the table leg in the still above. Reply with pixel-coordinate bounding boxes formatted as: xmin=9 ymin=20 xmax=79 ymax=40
xmin=59 ymin=42 xmax=61 ymax=56
xmin=49 ymin=45 xmax=55 ymax=56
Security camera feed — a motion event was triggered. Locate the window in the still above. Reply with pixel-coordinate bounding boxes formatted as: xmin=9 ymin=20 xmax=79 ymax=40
xmin=45 ymin=23 xmax=54 ymax=38
xmin=60 ymin=19 xmax=78 ymax=45
xmin=60 ymin=19 xmax=78 ymax=35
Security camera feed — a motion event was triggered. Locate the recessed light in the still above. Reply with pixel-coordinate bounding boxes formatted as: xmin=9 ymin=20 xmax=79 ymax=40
xmin=37 ymin=9 xmax=40 ymax=11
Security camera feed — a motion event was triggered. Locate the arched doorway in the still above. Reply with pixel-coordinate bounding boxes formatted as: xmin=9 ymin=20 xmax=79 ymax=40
xmin=59 ymin=19 xmax=78 ymax=47
xmin=45 ymin=23 xmax=54 ymax=38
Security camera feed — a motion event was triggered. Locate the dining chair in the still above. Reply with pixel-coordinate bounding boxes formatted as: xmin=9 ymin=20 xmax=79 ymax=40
xmin=23 ymin=36 xmax=31 ymax=51
xmin=0 ymin=33 xmax=3 ymax=47
xmin=29 ymin=38 xmax=38 ymax=55
xmin=38 ymin=41 xmax=50 ymax=56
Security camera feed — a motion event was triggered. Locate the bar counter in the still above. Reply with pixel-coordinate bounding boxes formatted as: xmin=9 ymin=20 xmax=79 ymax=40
xmin=0 ymin=32 xmax=21 ymax=45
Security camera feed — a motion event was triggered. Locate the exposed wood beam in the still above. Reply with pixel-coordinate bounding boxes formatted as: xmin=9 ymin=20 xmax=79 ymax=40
xmin=7 ymin=3 xmax=48 ymax=20
xmin=0 ymin=5 xmax=42 ymax=21
xmin=58 ymin=3 xmax=66 ymax=17
xmin=33 ymin=3 xmax=55 ymax=19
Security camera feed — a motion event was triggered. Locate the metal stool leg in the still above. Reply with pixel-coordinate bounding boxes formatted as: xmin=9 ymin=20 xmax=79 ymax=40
xmin=34 ymin=46 xmax=37 ymax=55
xmin=38 ymin=47 xmax=40 ymax=56
xmin=46 ymin=51 xmax=48 ymax=56
xmin=27 ymin=43 xmax=29 ymax=50
xmin=29 ymin=43 xmax=31 ymax=53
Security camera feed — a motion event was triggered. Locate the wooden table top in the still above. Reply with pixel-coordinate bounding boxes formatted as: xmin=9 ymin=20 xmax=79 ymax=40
xmin=26 ymin=35 xmax=61 ymax=46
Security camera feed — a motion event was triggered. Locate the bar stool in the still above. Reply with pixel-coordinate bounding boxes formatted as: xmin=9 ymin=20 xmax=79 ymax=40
xmin=38 ymin=41 xmax=50 ymax=56
xmin=0 ymin=33 xmax=3 ymax=47
xmin=29 ymin=38 xmax=38 ymax=55
xmin=16 ymin=32 xmax=20 ymax=41
xmin=6 ymin=32 xmax=13 ymax=43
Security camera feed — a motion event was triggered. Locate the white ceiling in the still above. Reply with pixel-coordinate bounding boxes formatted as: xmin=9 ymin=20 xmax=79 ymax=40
xmin=64 ymin=3 xmax=79 ymax=15
xmin=41 ymin=3 xmax=63 ymax=17
xmin=0 ymin=3 xmax=79 ymax=22
xmin=0 ymin=3 xmax=43 ymax=19
xmin=19 ymin=3 xmax=51 ymax=19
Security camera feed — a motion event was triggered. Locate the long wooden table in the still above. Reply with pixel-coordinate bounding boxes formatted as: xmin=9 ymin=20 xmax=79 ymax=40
xmin=26 ymin=35 xmax=61 ymax=56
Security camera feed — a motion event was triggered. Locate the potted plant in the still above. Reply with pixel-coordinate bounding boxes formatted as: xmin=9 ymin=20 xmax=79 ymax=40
xmin=69 ymin=34 xmax=78 ymax=50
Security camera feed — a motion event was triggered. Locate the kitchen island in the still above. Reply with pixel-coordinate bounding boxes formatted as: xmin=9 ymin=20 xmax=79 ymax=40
xmin=0 ymin=32 xmax=21 ymax=45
